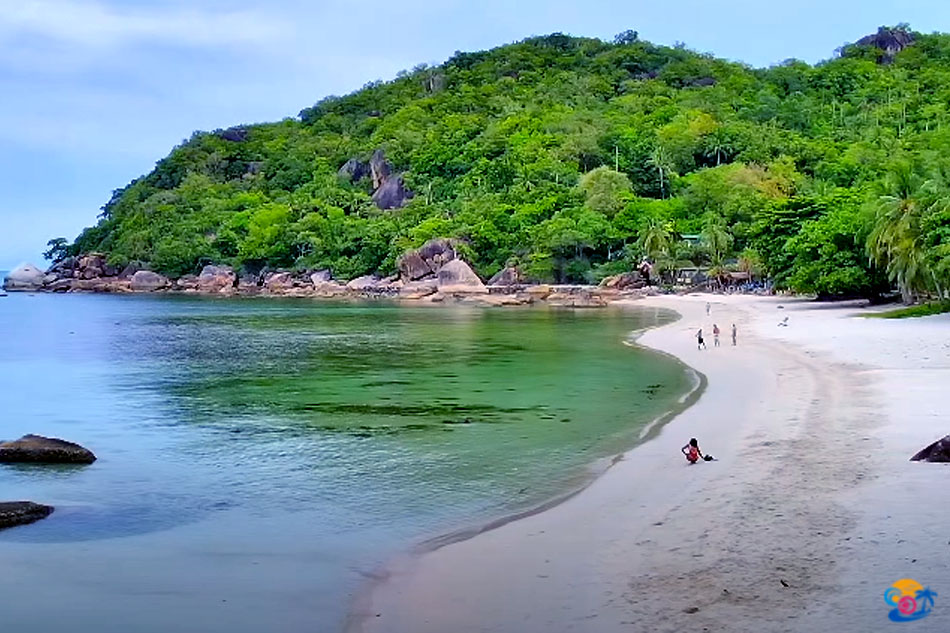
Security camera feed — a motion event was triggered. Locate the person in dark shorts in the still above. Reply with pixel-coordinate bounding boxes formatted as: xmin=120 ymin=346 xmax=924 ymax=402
xmin=696 ymin=328 xmax=706 ymax=350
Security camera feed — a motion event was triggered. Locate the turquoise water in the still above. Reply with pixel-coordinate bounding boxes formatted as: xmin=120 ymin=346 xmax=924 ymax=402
xmin=0 ymin=293 xmax=692 ymax=632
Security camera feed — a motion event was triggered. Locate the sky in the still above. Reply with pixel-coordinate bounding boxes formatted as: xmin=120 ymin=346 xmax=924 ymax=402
xmin=2 ymin=0 xmax=949 ymax=269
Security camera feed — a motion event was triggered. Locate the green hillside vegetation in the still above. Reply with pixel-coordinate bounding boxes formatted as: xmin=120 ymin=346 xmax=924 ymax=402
xmin=58 ymin=26 xmax=950 ymax=300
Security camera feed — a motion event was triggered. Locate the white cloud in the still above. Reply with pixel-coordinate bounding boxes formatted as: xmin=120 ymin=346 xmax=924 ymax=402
xmin=0 ymin=0 xmax=287 ymax=50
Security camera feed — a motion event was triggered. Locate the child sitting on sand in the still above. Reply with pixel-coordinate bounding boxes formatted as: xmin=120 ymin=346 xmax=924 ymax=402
xmin=681 ymin=438 xmax=704 ymax=464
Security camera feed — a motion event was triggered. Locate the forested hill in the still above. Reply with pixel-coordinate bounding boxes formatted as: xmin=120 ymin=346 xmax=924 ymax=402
xmin=60 ymin=26 xmax=949 ymax=299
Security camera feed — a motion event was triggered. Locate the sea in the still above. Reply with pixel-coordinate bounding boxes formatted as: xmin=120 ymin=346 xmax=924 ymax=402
xmin=0 ymin=291 xmax=694 ymax=632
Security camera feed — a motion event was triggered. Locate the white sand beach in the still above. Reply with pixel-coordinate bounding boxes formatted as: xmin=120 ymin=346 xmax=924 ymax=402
xmin=351 ymin=295 xmax=950 ymax=633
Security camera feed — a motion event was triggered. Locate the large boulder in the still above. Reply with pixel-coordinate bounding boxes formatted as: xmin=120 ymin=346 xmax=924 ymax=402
xmin=0 ymin=435 xmax=97 ymax=464
xmin=369 ymin=149 xmax=392 ymax=190
xmin=346 ymin=275 xmax=380 ymax=291
xmin=911 ymin=435 xmax=950 ymax=462
xmin=130 ymin=270 xmax=169 ymax=292
xmin=372 ymin=175 xmax=411 ymax=209
xmin=264 ymin=271 xmax=295 ymax=293
xmin=488 ymin=267 xmax=522 ymax=286
xmin=310 ymin=270 xmax=332 ymax=285
xmin=3 ymin=263 xmax=46 ymax=291
xmin=437 ymin=259 xmax=487 ymax=294
xmin=398 ymin=239 xmax=457 ymax=281
xmin=75 ymin=253 xmax=108 ymax=279
xmin=198 ymin=265 xmax=236 ymax=293
xmin=338 ymin=158 xmax=369 ymax=183
xmin=0 ymin=502 xmax=54 ymax=530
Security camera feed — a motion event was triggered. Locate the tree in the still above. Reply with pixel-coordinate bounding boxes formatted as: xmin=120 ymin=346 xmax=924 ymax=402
xmin=648 ymin=145 xmax=675 ymax=199
xmin=637 ymin=216 xmax=673 ymax=263
xmin=43 ymin=238 xmax=70 ymax=262
xmin=700 ymin=213 xmax=733 ymax=266
xmin=579 ymin=167 xmax=632 ymax=218
xmin=867 ymin=162 xmax=936 ymax=303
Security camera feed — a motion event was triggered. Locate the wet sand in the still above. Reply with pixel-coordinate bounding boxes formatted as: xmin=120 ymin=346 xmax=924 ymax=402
xmin=350 ymin=295 xmax=950 ymax=633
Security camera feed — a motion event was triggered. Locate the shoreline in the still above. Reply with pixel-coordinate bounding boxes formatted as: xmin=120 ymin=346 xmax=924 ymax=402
xmin=344 ymin=305 xmax=707 ymax=632
xmin=349 ymin=294 xmax=950 ymax=633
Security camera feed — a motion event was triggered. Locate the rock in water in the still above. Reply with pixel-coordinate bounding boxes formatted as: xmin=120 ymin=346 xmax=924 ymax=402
xmin=911 ymin=435 xmax=950 ymax=462
xmin=198 ymin=265 xmax=237 ymax=293
xmin=437 ymin=259 xmax=487 ymax=294
xmin=0 ymin=434 xmax=97 ymax=464
xmin=3 ymin=263 xmax=46 ymax=291
xmin=129 ymin=270 xmax=169 ymax=292
xmin=0 ymin=502 xmax=54 ymax=530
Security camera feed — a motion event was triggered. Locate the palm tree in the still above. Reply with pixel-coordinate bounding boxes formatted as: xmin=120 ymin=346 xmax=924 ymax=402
xmin=637 ymin=217 xmax=673 ymax=262
xmin=648 ymin=145 xmax=675 ymax=199
xmin=867 ymin=162 xmax=934 ymax=303
xmin=701 ymin=214 xmax=733 ymax=267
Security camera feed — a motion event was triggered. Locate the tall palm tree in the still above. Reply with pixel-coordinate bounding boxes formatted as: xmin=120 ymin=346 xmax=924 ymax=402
xmin=648 ymin=145 xmax=675 ymax=199
xmin=637 ymin=217 xmax=673 ymax=261
xmin=701 ymin=214 xmax=733 ymax=267
xmin=867 ymin=162 xmax=934 ymax=303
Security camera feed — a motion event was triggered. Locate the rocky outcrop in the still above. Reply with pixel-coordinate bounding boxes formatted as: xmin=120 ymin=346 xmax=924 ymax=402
xmin=0 ymin=502 xmax=54 ymax=530
xmin=372 ymin=174 xmax=411 ymax=210
xmin=3 ymin=263 xmax=46 ymax=291
xmin=263 ymin=271 xmax=295 ymax=293
xmin=398 ymin=239 xmax=458 ymax=281
xmin=346 ymin=275 xmax=381 ymax=291
xmin=599 ymin=271 xmax=646 ymax=290
xmin=911 ymin=435 xmax=950 ymax=462
xmin=338 ymin=158 xmax=370 ymax=182
xmin=0 ymin=435 xmax=97 ymax=464
xmin=488 ymin=267 xmax=522 ymax=286
xmin=399 ymin=279 xmax=439 ymax=299
xmin=853 ymin=27 xmax=916 ymax=62
xmin=437 ymin=259 xmax=487 ymax=294
xmin=197 ymin=265 xmax=236 ymax=293
xmin=338 ymin=149 xmax=412 ymax=210
xmin=369 ymin=149 xmax=392 ymax=190
xmin=310 ymin=270 xmax=332 ymax=285
xmin=130 ymin=270 xmax=169 ymax=292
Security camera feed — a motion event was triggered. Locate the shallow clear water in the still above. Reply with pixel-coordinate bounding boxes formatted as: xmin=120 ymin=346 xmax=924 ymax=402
xmin=0 ymin=293 xmax=691 ymax=632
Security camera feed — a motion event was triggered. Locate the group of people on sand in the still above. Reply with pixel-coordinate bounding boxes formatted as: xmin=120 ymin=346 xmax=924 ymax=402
xmin=696 ymin=303 xmax=736 ymax=350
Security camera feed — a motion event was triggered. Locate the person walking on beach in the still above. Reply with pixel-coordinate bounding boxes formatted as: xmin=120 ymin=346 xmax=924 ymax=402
xmin=682 ymin=438 xmax=704 ymax=464
xmin=731 ymin=323 xmax=737 ymax=346
xmin=706 ymin=302 xmax=711 ymax=316
xmin=713 ymin=324 xmax=720 ymax=347
xmin=696 ymin=328 xmax=706 ymax=350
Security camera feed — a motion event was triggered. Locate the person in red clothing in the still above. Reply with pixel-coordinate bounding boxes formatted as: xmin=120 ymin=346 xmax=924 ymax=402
xmin=681 ymin=438 xmax=704 ymax=464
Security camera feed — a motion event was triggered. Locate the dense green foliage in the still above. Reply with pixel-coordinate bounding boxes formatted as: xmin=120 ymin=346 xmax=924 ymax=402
xmin=63 ymin=27 xmax=950 ymax=297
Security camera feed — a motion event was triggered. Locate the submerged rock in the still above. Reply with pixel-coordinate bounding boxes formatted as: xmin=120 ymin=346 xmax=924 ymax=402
xmin=3 ymin=263 xmax=46 ymax=291
xmin=911 ymin=435 xmax=950 ymax=462
xmin=0 ymin=434 xmax=97 ymax=464
xmin=0 ymin=502 xmax=54 ymax=530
